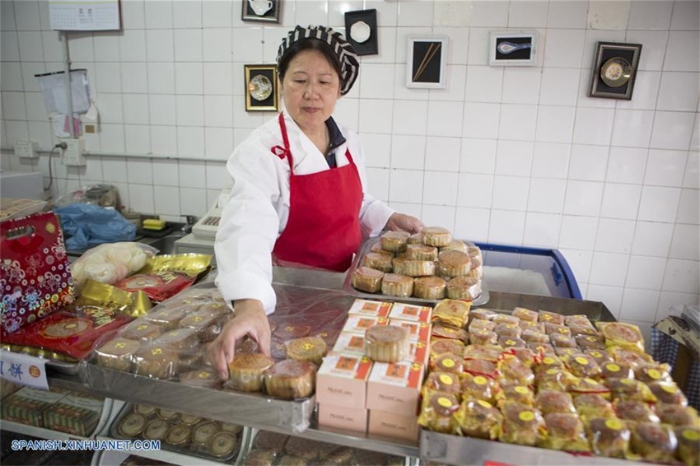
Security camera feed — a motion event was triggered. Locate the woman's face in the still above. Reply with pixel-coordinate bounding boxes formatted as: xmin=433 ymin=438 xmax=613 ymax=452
xmin=280 ymin=49 xmax=341 ymax=134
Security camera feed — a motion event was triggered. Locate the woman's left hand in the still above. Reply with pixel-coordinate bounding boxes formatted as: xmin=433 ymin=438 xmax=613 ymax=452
xmin=384 ymin=213 xmax=425 ymax=234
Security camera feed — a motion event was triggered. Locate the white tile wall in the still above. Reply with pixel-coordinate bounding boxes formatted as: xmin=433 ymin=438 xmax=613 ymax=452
xmin=2 ymin=0 xmax=698 ymax=330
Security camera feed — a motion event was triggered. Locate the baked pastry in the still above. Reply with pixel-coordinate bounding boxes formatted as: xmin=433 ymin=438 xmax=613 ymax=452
xmin=362 ymin=252 xmax=393 ymax=272
xmin=512 ymin=307 xmax=538 ymax=322
xmin=405 ymin=244 xmax=438 ymax=261
xmin=179 ymin=368 xmax=222 ymax=389
xmin=277 ymin=456 xmax=307 ymax=466
xmin=96 ymin=337 xmax=141 ymax=372
xmin=120 ymin=320 xmax=163 ymax=341
xmin=179 ymin=311 xmax=222 ymax=342
xmin=469 ymin=328 xmax=497 ymax=346
xmin=421 ymin=227 xmax=452 ymax=247
xmin=500 ymin=384 xmax=535 ymax=406
xmin=245 ymin=449 xmax=276 ymax=466
xmin=413 ymin=276 xmax=446 ymax=299
xmin=454 ymin=398 xmax=502 ymax=440
xmin=156 ymin=408 xmax=178 ymax=421
xmin=575 ymin=334 xmax=606 ymax=350
xmin=499 ymin=401 xmax=545 ymax=446
xmin=418 ymin=391 xmax=460 ymax=434
xmin=209 ymin=431 xmax=238 ymax=458
xmin=220 ymin=422 xmax=243 ymax=434
xmin=179 ymin=413 xmax=201 ymax=426
xmin=538 ymin=310 xmax=564 ymax=325
xmin=573 ymin=393 xmax=615 ymax=421
xmin=379 ymin=231 xmax=410 ymax=252
xmin=614 ymin=399 xmax=659 ymax=424
xmin=408 ymin=232 xmax=423 ymax=244
xmin=133 ymin=404 xmax=156 ymax=417
xmin=630 ymin=422 xmax=677 ymax=463
xmin=263 ymin=359 xmax=317 ymax=399
xmin=118 ymin=413 xmax=147 ymax=438
xmin=437 ymin=250 xmax=471 ymax=277
xmin=285 ymin=437 xmax=322 ymax=461
xmin=675 ymin=426 xmax=700 ymax=466
xmin=656 ymin=403 xmax=700 ymax=427
xmin=540 ymin=413 xmax=589 ymax=452
xmin=274 ymin=324 xmax=311 ymax=341
xmin=598 ymin=321 xmax=645 ymax=353
xmin=153 ymin=328 xmax=199 ymax=350
xmin=381 ymin=274 xmax=414 ymax=297
xmin=494 ymin=323 xmax=522 ymax=338
xmin=391 ymin=257 xmax=407 ymax=275
xmin=133 ymin=344 xmax=178 ymax=379
xmin=351 ymin=266 xmax=384 ymax=293
xmin=165 ymin=424 xmax=191 ymax=446
xmin=535 ymin=389 xmax=576 ymax=416
xmin=430 ymin=353 xmax=463 ymax=373
xmin=285 ymin=336 xmax=328 ymax=366
xmin=143 ymin=418 xmax=169 ymax=441
xmin=468 ymin=318 xmax=496 ymax=332
xmin=226 ymin=353 xmax=275 ymax=392
xmin=370 ymin=241 xmax=394 ymax=256
xmin=431 ymin=323 xmax=469 ymax=343
xmin=364 ymin=325 xmax=410 ymax=362
xmin=441 ymin=240 xmax=468 ymax=253
xmin=586 ymin=418 xmax=631 ymax=458
xmin=193 ymin=421 xmax=220 ymax=446
xmin=253 ymin=431 xmax=288 ymax=453
xmin=429 ymin=338 xmax=465 ymax=358
xmin=446 ymin=276 xmax=480 ymax=300
xmin=402 ymin=260 xmax=435 ymax=277
xmin=144 ymin=305 xmax=191 ymax=330
xmin=460 ymin=373 xmax=497 ymax=403
xmin=492 ymin=314 xmax=520 ymax=326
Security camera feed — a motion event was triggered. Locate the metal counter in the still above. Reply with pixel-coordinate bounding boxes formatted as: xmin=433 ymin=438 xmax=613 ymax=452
xmin=41 ymin=267 xmax=621 ymax=463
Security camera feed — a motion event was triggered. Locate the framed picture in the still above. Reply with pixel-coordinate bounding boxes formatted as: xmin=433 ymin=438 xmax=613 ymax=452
xmin=589 ymin=42 xmax=642 ymax=100
xmin=345 ymin=9 xmax=378 ymax=56
xmin=406 ymin=36 xmax=448 ymax=89
xmin=244 ymin=64 xmax=279 ymax=112
xmin=489 ymin=31 xmax=538 ymax=66
xmin=242 ymin=0 xmax=280 ymax=23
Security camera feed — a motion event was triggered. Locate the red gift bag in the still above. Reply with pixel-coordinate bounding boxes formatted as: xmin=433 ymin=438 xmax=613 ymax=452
xmin=1 ymin=212 xmax=75 ymax=336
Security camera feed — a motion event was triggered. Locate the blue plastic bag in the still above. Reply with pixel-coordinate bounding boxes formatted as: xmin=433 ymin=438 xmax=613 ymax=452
xmin=54 ymin=203 xmax=136 ymax=251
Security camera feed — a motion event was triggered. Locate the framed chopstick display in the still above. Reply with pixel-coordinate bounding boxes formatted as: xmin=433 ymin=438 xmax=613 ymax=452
xmin=406 ymin=36 xmax=448 ymax=89
xmin=244 ymin=64 xmax=279 ymax=112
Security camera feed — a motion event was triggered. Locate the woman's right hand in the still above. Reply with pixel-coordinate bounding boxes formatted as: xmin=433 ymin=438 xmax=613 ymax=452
xmin=207 ymin=299 xmax=271 ymax=380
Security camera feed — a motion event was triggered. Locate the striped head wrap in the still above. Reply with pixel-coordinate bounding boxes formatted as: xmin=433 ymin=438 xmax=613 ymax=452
xmin=277 ymin=25 xmax=360 ymax=96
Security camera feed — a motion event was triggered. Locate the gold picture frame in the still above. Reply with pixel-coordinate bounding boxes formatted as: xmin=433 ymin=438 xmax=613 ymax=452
xmin=244 ymin=64 xmax=279 ymax=112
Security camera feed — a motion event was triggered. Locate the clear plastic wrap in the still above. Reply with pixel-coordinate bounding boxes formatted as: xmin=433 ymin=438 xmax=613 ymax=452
xmin=285 ymin=336 xmax=328 ymax=366
xmin=512 ymin=307 xmax=538 ymax=323
xmin=535 ymin=389 xmax=576 ymax=416
xmin=675 ymin=426 xmax=700 ymax=466
xmin=460 ymin=373 xmax=499 ymax=404
xmin=630 ymin=422 xmax=677 ymax=463
xmin=70 ymin=242 xmax=157 ymax=291
xmin=454 ymin=398 xmax=502 ymax=440
xmin=573 ymin=393 xmax=615 ymax=421
xmin=656 ymin=403 xmax=700 ymax=427
xmin=539 ymin=412 xmax=590 ymax=452
xmin=263 ymin=359 xmax=317 ymax=400
xmin=597 ymin=321 xmax=645 ymax=353
xmin=614 ymin=399 xmax=660 ymax=424
xmin=423 ymin=371 xmax=461 ymax=396
xmin=499 ymin=400 xmax=545 ymax=447
xmin=417 ymin=390 xmax=460 ymax=434
xmin=538 ymin=310 xmax=565 ymax=325
xmin=586 ymin=417 xmax=630 ymax=458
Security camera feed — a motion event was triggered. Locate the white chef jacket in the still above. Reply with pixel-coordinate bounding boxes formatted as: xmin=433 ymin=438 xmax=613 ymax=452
xmin=214 ymin=113 xmax=395 ymax=314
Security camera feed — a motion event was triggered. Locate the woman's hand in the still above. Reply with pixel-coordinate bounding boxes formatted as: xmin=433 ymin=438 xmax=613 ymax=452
xmin=207 ymin=299 xmax=271 ymax=380
xmin=384 ymin=213 xmax=425 ymax=234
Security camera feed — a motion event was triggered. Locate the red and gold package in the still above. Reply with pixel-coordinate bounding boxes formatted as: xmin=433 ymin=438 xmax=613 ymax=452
xmin=431 ymin=299 xmax=470 ymax=329
xmin=1 ymin=307 xmax=131 ymax=361
xmin=114 ymin=254 xmax=211 ymax=302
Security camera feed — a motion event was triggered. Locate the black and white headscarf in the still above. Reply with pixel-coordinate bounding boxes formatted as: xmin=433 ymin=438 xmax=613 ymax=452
xmin=277 ymin=25 xmax=360 ymax=96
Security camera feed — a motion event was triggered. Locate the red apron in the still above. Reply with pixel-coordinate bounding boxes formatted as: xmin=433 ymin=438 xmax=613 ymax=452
xmin=271 ymin=113 xmax=363 ymax=271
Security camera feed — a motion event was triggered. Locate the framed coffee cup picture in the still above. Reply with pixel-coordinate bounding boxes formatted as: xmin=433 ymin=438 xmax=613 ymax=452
xmin=242 ymin=0 xmax=280 ymax=23
xmin=244 ymin=64 xmax=279 ymax=112
xmin=589 ymin=42 xmax=642 ymax=100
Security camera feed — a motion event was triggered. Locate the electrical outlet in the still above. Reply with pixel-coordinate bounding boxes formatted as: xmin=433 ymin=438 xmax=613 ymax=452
xmin=15 ymin=140 xmax=39 ymax=158
xmin=60 ymin=137 xmax=87 ymax=166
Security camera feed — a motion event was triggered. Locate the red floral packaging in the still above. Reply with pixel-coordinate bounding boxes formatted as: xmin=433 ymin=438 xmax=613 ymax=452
xmin=1 ymin=306 xmax=132 ymax=361
xmin=114 ymin=254 xmax=212 ymax=302
xmin=0 ymin=212 xmax=74 ymax=336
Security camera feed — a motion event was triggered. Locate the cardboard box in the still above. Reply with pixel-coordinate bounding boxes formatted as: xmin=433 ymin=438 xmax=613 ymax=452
xmin=366 ymin=361 xmax=424 ymax=416
xmin=368 ymin=409 xmax=420 ymax=442
xmin=389 ymin=319 xmax=431 ymax=343
xmin=407 ymin=340 xmax=429 ymax=366
xmin=318 ymin=403 xmax=368 ymax=433
xmin=316 ymin=352 xmax=373 ymax=409
xmin=332 ymin=332 xmax=366 ymax=356
xmin=343 ymin=314 xmax=388 ymax=335
xmin=1 ymin=387 xmax=68 ymax=428
xmin=348 ymin=299 xmax=392 ymax=318
xmin=389 ymin=303 xmax=432 ymax=323
xmin=43 ymin=393 xmax=104 ymax=437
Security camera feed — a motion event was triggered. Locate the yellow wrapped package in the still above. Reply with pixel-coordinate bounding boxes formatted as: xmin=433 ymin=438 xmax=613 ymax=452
xmin=454 ymin=398 xmax=502 ymax=440
xmin=597 ymin=321 xmax=645 ymax=353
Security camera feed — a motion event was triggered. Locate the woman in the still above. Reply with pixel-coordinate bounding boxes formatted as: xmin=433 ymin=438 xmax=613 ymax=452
xmin=209 ymin=25 xmax=423 ymax=379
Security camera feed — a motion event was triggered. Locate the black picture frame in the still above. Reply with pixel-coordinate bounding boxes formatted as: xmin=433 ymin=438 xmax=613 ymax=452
xmin=589 ymin=42 xmax=642 ymax=100
xmin=244 ymin=65 xmax=279 ymax=112
xmin=489 ymin=31 xmax=538 ymax=66
xmin=344 ymin=9 xmax=378 ymax=56
xmin=242 ymin=0 xmax=280 ymax=23
xmin=406 ymin=36 xmax=447 ymax=89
